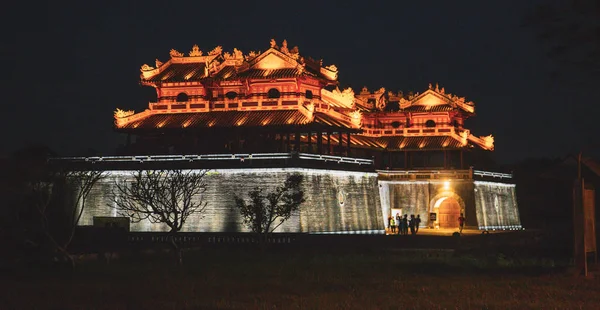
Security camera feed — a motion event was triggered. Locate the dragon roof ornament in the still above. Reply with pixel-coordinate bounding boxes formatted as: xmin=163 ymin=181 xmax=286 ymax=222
xmin=140 ymin=64 xmax=154 ymax=72
xmin=114 ymin=108 xmax=135 ymax=119
xmin=169 ymin=49 xmax=183 ymax=58
xmin=208 ymin=46 xmax=223 ymax=56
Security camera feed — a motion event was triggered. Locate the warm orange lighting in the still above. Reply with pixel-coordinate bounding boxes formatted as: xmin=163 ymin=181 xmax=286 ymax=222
xmin=131 ymin=42 xmax=496 ymax=155
xmin=114 ymin=108 xmax=135 ymax=119
xmin=482 ymin=135 xmax=494 ymax=149
xmin=442 ymin=138 xmax=450 ymax=147
xmin=189 ymin=44 xmax=203 ymax=57
xmin=169 ymin=49 xmax=183 ymax=58
xmin=350 ymin=110 xmax=362 ymax=127
xmin=443 ymin=180 xmax=450 ymax=190
xmin=256 ymin=53 xmax=294 ymax=69
xmin=420 ymin=93 xmax=445 ymax=106
xmin=236 ymin=116 xmax=247 ymax=126
xmin=460 ymin=131 xmax=469 ymax=146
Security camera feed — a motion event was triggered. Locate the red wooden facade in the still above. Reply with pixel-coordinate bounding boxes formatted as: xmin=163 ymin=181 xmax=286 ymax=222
xmin=114 ymin=40 xmax=495 ymax=169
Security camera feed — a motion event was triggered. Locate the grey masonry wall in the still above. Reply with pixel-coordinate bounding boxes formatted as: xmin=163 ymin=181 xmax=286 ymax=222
xmin=474 ymin=181 xmax=521 ymax=230
xmin=378 ymin=179 xmax=519 ymax=230
xmin=79 ymin=168 xmax=384 ymax=233
xmin=78 ymin=168 xmax=520 ymax=233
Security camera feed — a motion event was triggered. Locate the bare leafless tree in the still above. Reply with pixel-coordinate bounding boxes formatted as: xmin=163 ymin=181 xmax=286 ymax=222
xmin=234 ymin=173 xmax=305 ymax=246
xmin=111 ymin=169 xmax=209 ymax=264
xmin=65 ymin=170 xmax=106 ymax=247
xmin=23 ymin=169 xmax=106 ymax=268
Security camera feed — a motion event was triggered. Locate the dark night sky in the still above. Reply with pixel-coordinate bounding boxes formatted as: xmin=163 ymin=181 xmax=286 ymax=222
xmin=4 ymin=0 xmax=599 ymax=163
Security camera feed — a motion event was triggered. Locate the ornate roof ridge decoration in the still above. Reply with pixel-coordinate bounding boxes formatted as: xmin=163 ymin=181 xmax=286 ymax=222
xmin=208 ymin=46 xmax=223 ymax=56
xmin=244 ymin=50 xmax=260 ymax=61
xmin=482 ymin=135 xmax=494 ymax=150
xmin=140 ymin=64 xmax=154 ymax=72
xmin=426 ymin=82 xmax=474 ymax=107
xmin=350 ymin=110 xmax=362 ymax=127
xmin=320 ymin=65 xmax=338 ymax=81
xmin=169 ymin=49 xmax=184 ymax=58
xmin=321 ymin=87 xmax=355 ymax=109
xmin=114 ymin=108 xmax=135 ymax=119
xmin=269 ymin=38 xmax=301 ymax=60
xmin=189 ymin=44 xmax=203 ymax=57
xmin=223 ymin=48 xmax=244 ymax=61
xmin=245 ymin=41 xmax=304 ymax=71
xmin=397 ymin=83 xmax=475 ymax=113
xmin=463 ymin=133 xmax=495 ymax=150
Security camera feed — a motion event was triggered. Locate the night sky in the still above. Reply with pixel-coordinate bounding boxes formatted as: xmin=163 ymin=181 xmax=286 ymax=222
xmin=5 ymin=0 xmax=599 ymax=163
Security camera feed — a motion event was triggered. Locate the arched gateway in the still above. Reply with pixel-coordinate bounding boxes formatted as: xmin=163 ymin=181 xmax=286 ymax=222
xmin=429 ymin=193 xmax=465 ymax=229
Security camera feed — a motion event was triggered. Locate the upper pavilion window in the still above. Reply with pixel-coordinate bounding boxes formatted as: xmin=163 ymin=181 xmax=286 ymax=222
xmin=225 ymin=91 xmax=238 ymax=100
xmin=425 ymin=120 xmax=436 ymax=127
xmin=176 ymin=92 xmax=189 ymax=102
xmin=267 ymin=88 xmax=281 ymax=99
xmin=305 ymin=90 xmax=313 ymax=99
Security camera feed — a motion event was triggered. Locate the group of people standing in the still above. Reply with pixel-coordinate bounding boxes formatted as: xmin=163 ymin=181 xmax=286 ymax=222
xmin=388 ymin=213 xmax=421 ymax=235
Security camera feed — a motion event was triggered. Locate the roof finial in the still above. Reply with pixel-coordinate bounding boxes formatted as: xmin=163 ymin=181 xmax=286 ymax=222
xmin=189 ymin=44 xmax=203 ymax=57
xmin=428 ymin=83 xmax=432 ymax=89
xmin=270 ymin=38 xmax=278 ymax=49
xmin=281 ymin=39 xmax=289 ymax=54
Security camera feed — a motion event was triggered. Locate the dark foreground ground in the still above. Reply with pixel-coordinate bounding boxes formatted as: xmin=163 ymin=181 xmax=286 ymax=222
xmin=1 ymin=238 xmax=599 ymax=310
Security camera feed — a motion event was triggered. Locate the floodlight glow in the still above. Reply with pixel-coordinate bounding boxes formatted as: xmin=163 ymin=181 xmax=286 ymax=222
xmin=443 ymin=180 xmax=450 ymax=190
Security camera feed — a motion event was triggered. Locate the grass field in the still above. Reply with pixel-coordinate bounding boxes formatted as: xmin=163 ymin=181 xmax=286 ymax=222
xmin=1 ymin=247 xmax=599 ymax=309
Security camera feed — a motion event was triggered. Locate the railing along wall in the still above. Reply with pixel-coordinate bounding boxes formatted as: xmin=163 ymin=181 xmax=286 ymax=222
xmin=362 ymin=126 xmax=458 ymax=137
xmin=377 ymin=169 xmax=513 ymax=181
xmin=377 ymin=169 xmax=473 ymax=181
xmin=50 ymin=152 xmax=375 ymax=167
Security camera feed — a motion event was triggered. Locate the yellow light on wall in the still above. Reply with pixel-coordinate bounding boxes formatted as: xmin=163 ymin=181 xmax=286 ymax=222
xmin=443 ymin=180 xmax=450 ymax=190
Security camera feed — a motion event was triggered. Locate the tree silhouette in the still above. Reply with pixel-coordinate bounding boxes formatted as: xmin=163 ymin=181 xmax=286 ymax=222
xmin=112 ymin=169 xmax=209 ymax=264
xmin=7 ymin=165 xmax=105 ymax=268
xmin=234 ymin=173 xmax=305 ymax=245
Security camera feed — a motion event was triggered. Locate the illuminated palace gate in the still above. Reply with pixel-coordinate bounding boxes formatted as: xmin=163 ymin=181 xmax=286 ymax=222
xmin=75 ymin=40 xmax=521 ymax=233
xmin=72 ymin=155 xmax=521 ymax=233
xmin=378 ymin=169 xmax=521 ymax=231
